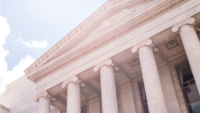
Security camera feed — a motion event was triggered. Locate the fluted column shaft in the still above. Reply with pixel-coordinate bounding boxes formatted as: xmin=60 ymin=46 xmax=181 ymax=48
xmin=179 ymin=24 xmax=200 ymax=93
xmin=100 ymin=65 xmax=119 ymax=113
xmin=67 ymin=82 xmax=81 ymax=113
xmin=38 ymin=97 xmax=50 ymax=113
xmin=139 ymin=46 xmax=168 ymax=113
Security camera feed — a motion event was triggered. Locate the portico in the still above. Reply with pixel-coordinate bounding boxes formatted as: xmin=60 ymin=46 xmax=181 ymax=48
xmin=24 ymin=0 xmax=200 ymax=113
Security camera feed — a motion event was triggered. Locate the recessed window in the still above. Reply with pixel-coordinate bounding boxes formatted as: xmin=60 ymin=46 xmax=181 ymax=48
xmin=139 ymin=81 xmax=149 ymax=113
xmin=81 ymin=106 xmax=87 ymax=113
xmin=176 ymin=63 xmax=200 ymax=113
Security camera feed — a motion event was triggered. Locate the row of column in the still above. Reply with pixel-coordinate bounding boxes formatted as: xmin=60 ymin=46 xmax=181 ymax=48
xmin=37 ymin=17 xmax=200 ymax=113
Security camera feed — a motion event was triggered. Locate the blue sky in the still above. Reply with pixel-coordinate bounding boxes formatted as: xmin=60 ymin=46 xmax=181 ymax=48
xmin=0 ymin=0 xmax=108 ymax=93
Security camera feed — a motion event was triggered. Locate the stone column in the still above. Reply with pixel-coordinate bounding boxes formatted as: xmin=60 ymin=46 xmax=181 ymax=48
xmin=132 ymin=39 xmax=168 ymax=113
xmin=34 ymin=91 xmax=51 ymax=113
xmin=172 ymin=17 xmax=200 ymax=93
xmin=62 ymin=76 xmax=85 ymax=113
xmin=39 ymin=97 xmax=50 ymax=113
xmin=94 ymin=59 xmax=119 ymax=113
xmin=67 ymin=82 xmax=80 ymax=113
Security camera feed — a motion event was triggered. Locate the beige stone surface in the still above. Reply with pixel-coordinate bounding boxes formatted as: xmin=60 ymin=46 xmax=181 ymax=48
xmin=168 ymin=56 xmax=188 ymax=113
xmin=88 ymin=97 xmax=101 ymax=113
xmin=132 ymin=76 xmax=143 ymax=113
xmin=119 ymin=82 xmax=136 ymax=113
xmin=178 ymin=21 xmax=200 ymax=93
xmin=0 ymin=76 xmax=38 ymax=113
xmin=139 ymin=46 xmax=168 ymax=113
xmin=67 ymin=82 xmax=81 ymax=113
xmin=38 ymin=97 xmax=50 ymax=113
xmin=3 ymin=0 xmax=200 ymax=113
xmin=159 ymin=65 xmax=181 ymax=113
xmin=0 ymin=104 xmax=10 ymax=113
xmin=100 ymin=65 xmax=119 ymax=113
xmin=34 ymin=0 xmax=200 ymax=95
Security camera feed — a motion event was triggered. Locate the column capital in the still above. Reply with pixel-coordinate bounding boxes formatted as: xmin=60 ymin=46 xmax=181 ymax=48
xmin=61 ymin=76 xmax=85 ymax=88
xmin=131 ymin=39 xmax=158 ymax=53
xmin=93 ymin=59 xmax=119 ymax=72
xmin=34 ymin=91 xmax=53 ymax=102
xmin=172 ymin=17 xmax=195 ymax=32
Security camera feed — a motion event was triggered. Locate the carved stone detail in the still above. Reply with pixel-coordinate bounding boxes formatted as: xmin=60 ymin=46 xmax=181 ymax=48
xmin=172 ymin=17 xmax=195 ymax=32
xmin=94 ymin=59 xmax=113 ymax=72
xmin=131 ymin=39 xmax=153 ymax=53
xmin=61 ymin=76 xmax=85 ymax=88
xmin=131 ymin=39 xmax=158 ymax=54
xmin=26 ymin=0 xmax=188 ymax=82
xmin=128 ymin=58 xmax=140 ymax=67
xmin=165 ymin=39 xmax=180 ymax=50
xmin=93 ymin=59 xmax=119 ymax=72
xmin=34 ymin=91 xmax=53 ymax=102
xmin=158 ymin=37 xmax=184 ymax=58
xmin=97 ymin=8 xmax=135 ymax=33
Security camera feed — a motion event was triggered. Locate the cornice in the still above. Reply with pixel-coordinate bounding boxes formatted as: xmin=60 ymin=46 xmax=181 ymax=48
xmin=28 ymin=0 xmax=189 ymax=82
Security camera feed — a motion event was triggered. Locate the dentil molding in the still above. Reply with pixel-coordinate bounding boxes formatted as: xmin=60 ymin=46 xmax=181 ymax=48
xmin=26 ymin=0 xmax=189 ymax=82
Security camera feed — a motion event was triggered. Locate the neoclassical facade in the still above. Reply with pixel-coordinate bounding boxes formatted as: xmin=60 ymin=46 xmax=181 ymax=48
xmin=1 ymin=0 xmax=200 ymax=113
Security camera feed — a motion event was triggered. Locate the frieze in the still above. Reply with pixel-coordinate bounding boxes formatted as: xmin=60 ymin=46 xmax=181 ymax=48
xmin=29 ymin=0 xmax=188 ymax=82
xmin=97 ymin=8 xmax=136 ymax=33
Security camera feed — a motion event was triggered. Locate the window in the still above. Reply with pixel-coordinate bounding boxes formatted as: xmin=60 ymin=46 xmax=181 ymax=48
xmin=176 ymin=63 xmax=200 ymax=113
xmin=81 ymin=106 xmax=87 ymax=113
xmin=139 ymin=81 xmax=149 ymax=113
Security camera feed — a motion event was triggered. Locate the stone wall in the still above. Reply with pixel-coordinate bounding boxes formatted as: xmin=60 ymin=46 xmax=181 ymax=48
xmin=169 ymin=65 xmax=188 ymax=113
xmin=159 ymin=66 xmax=181 ymax=113
xmin=0 ymin=104 xmax=10 ymax=113
xmin=119 ymin=82 xmax=136 ymax=113
xmin=0 ymin=76 xmax=39 ymax=113
xmin=132 ymin=76 xmax=143 ymax=113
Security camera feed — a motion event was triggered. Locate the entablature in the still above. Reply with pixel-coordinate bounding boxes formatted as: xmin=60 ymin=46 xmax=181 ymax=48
xmin=25 ymin=0 xmax=189 ymax=83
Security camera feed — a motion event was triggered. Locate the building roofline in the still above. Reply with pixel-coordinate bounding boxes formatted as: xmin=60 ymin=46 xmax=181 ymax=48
xmin=0 ymin=104 xmax=10 ymax=111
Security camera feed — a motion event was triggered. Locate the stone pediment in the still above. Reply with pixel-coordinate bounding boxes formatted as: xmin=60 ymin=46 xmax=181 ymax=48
xmin=24 ymin=0 xmax=188 ymax=82
xmin=68 ymin=0 xmax=158 ymax=52
xmin=36 ymin=0 xmax=156 ymax=68
xmin=24 ymin=0 xmax=148 ymax=76
xmin=97 ymin=8 xmax=136 ymax=33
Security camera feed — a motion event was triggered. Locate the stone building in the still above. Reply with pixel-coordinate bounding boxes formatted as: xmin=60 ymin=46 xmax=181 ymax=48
xmin=1 ymin=0 xmax=200 ymax=113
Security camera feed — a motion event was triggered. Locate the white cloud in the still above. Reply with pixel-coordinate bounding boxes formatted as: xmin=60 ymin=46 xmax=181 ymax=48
xmin=21 ymin=40 xmax=47 ymax=49
xmin=0 ymin=55 xmax=35 ymax=93
xmin=18 ymin=38 xmax=47 ymax=49
xmin=0 ymin=16 xmax=36 ymax=94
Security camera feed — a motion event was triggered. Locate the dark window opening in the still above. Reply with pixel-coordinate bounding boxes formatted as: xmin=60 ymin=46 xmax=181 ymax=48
xmin=81 ymin=106 xmax=87 ymax=113
xmin=139 ymin=81 xmax=149 ymax=113
xmin=176 ymin=63 xmax=200 ymax=113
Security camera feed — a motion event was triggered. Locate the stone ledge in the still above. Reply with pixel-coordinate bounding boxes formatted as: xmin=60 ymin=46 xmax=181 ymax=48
xmin=0 ymin=104 xmax=10 ymax=111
